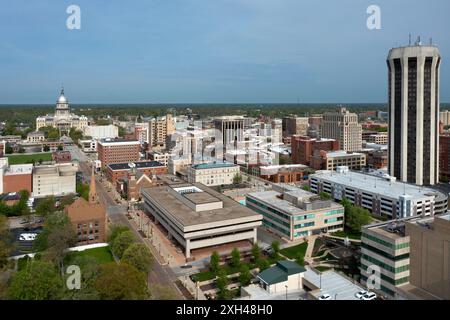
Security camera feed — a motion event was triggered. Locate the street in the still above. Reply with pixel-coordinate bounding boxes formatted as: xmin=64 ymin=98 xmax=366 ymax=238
xmin=77 ymin=156 xmax=184 ymax=299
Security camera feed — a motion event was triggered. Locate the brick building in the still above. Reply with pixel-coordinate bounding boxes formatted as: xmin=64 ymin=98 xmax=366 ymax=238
xmin=106 ymin=160 xmax=167 ymax=184
xmin=65 ymin=169 xmax=106 ymax=245
xmin=259 ymin=164 xmax=310 ymax=183
xmin=52 ymin=150 xmax=72 ymax=163
xmin=2 ymin=164 xmax=33 ymax=194
xmin=116 ymin=171 xmax=154 ymax=202
xmin=97 ymin=139 xmax=140 ymax=168
xmin=291 ymin=135 xmax=339 ymax=166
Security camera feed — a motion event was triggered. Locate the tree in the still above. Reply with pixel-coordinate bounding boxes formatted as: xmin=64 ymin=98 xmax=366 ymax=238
xmin=341 ymin=198 xmax=371 ymax=233
xmin=0 ymin=215 xmax=12 ymax=268
xmin=43 ymin=145 xmax=50 ymax=152
xmin=233 ymin=174 xmax=243 ymax=185
xmin=270 ymin=241 xmax=280 ymax=258
xmin=256 ymin=258 xmax=270 ymax=272
xmin=302 ymin=184 xmax=311 ymax=192
xmin=230 ymin=248 xmax=241 ymax=269
xmin=112 ymin=231 xmax=136 ymax=259
xmin=238 ymin=265 xmax=252 ymax=286
xmin=62 ymin=256 xmax=100 ymax=300
xmin=107 ymin=224 xmax=129 ymax=245
xmin=35 ymin=196 xmax=56 ymax=217
xmin=69 ymin=128 xmax=84 ymax=144
xmin=215 ymin=268 xmax=230 ymax=300
xmin=76 ymin=182 xmax=90 ymax=201
xmin=122 ymin=243 xmax=153 ymax=274
xmin=59 ymin=194 xmax=76 ymax=210
xmin=295 ymin=252 xmax=305 ymax=266
xmin=319 ymin=192 xmax=332 ymax=200
xmin=5 ymin=143 xmax=13 ymax=154
xmin=346 ymin=206 xmax=372 ymax=233
xmin=94 ymin=263 xmax=149 ymax=300
xmin=33 ymin=211 xmax=72 ymax=252
xmin=43 ymin=221 xmax=77 ymax=269
xmin=251 ymin=243 xmax=261 ymax=262
xmin=209 ymin=251 xmax=220 ymax=274
xmin=8 ymin=261 xmax=63 ymax=300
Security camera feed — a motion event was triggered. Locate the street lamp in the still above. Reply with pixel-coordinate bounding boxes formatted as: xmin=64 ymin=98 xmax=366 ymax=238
xmin=285 ymin=285 xmax=288 ymax=300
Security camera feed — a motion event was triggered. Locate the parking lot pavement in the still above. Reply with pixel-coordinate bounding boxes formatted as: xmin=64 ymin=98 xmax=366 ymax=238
xmin=10 ymin=227 xmax=43 ymax=256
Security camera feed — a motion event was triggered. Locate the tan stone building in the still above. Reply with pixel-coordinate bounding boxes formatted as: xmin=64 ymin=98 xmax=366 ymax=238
xmin=148 ymin=114 xmax=175 ymax=149
xmin=321 ymin=107 xmax=362 ymax=152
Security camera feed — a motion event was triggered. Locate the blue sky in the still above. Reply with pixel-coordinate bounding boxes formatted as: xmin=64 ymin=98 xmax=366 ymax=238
xmin=0 ymin=0 xmax=449 ymax=104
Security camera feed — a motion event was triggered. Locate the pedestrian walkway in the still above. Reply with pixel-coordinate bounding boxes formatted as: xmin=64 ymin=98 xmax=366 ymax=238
xmin=304 ymin=235 xmax=318 ymax=263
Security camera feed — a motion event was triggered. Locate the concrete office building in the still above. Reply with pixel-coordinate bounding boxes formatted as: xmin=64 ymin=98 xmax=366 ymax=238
xmin=360 ymin=220 xmax=411 ymax=298
xmin=310 ymin=166 xmax=447 ymax=219
xmin=387 ymin=43 xmax=441 ymax=185
xmin=403 ymin=213 xmax=450 ymax=299
xmin=187 ymin=162 xmax=240 ymax=187
xmin=26 ymin=131 xmax=45 ymax=143
xmin=310 ymin=150 xmax=366 ymax=171
xmin=97 ymin=139 xmax=140 ymax=168
xmin=246 ymin=184 xmax=344 ymax=241
xmin=321 ymin=107 xmax=362 ymax=152
xmin=148 ymin=114 xmax=175 ymax=149
xmin=141 ymin=183 xmax=262 ymax=259
xmin=213 ymin=116 xmax=244 ymax=159
xmin=32 ymin=162 xmax=78 ymax=198
xmin=282 ymin=116 xmax=309 ymax=138
xmin=79 ymin=139 xmax=97 ymax=153
xmin=365 ymin=133 xmax=388 ymax=145
xmin=440 ymin=110 xmax=450 ymax=126
xmin=83 ymin=125 xmax=119 ymax=140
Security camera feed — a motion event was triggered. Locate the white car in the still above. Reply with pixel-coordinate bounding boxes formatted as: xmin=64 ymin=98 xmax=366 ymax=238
xmin=361 ymin=292 xmax=377 ymax=300
xmin=355 ymin=290 xmax=368 ymax=299
xmin=19 ymin=233 xmax=37 ymax=241
xmin=318 ymin=294 xmax=332 ymax=300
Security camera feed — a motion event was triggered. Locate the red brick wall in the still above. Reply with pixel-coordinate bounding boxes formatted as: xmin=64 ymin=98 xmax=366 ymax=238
xmin=3 ymin=173 xmax=32 ymax=193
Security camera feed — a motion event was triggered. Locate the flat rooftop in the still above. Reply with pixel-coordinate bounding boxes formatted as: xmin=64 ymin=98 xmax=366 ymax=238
xmin=311 ymin=170 xmax=443 ymax=200
xmin=142 ymin=183 xmax=261 ymax=227
xmin=326 ymin=151 xmax=364 ymax=157
xmin=247 ymin=189 xmax=340 ymax=216
xmin=304 ymin=267 xmax=365 ymax=300
xmin=191 ymin=162 xmax=237 ymax=170
xmin=108 ymin=161 xmax=165 ymax=170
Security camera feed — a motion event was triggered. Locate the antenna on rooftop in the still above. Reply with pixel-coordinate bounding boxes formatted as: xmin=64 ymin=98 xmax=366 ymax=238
xmin=409 ymin=34 xmax=412 ymax=46
xmin=430 ymin=37 xmax=433 ymax=46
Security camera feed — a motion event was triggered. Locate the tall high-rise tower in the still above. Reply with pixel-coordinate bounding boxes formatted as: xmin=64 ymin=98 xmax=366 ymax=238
xmin=387 ymin=40 xmax=441 ymax=186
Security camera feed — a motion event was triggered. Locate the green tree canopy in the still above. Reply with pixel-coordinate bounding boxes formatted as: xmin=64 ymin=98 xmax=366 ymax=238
xmin=107 ymin=224 xmax=130 ymax=246
xmin=35 ymin=196 xmax=56 ymax=217
xmin=121 ymin=243 xmax=153 ymax=274
xmin=250 ymin=243 xmax=261 ymax=262
xmin=8 ymin=260 xmax=63 ymax=300
xmin=94 ymin=263 xmax=149 ymax=300
xmin=209 ymin=251 xmax=220 ymax=274
xmin=215 ymin=268 xmax=230 ymax=300
xmin=112 ymin=231 xmax=136 ymax=259
xmin=238 ymin=264 xmax=252 ymax=286
xmin=230 ymin=248 xmax=241 ymax=268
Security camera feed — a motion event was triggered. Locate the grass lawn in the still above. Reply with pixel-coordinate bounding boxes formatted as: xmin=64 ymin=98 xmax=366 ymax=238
xmin=65 ymin=246 xmax=114 ymax=265
xmin=330 ymin=230 xmax=362 ymax=240
xmin=7 ymin=153 xmax=52 ymax=165
xmin=279 ymin=242 xmax=308 ymax=260
xmin=315 ymin=266 xmax=332 ymax=272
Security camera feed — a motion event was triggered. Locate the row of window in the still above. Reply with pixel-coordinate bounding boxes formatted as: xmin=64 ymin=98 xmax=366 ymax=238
xmin=361 ymin=263 xmax=409 ymax=286
xmin=362 ymin=233 xmax=410 ymax=250
xmin=361 ymin=243 xmax=409 ymax=261
xmin=361 ymin=254 xmax=410 ymax=274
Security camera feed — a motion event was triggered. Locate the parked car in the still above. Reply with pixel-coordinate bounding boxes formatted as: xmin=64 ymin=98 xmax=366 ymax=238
xmin=355 ymin=290 xmax=368 ymax=299
xmin=19 ymin=233 xmax=37 ymax=241
xmin=361 ymin=292 xmax=377 ymax=300
xmin=318 ymin=294 xmax=332 ymax=300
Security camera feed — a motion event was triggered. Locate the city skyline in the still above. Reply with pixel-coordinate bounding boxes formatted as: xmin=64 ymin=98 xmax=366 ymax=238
xmin=1 ymin=1 xmax=450 ymax=104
